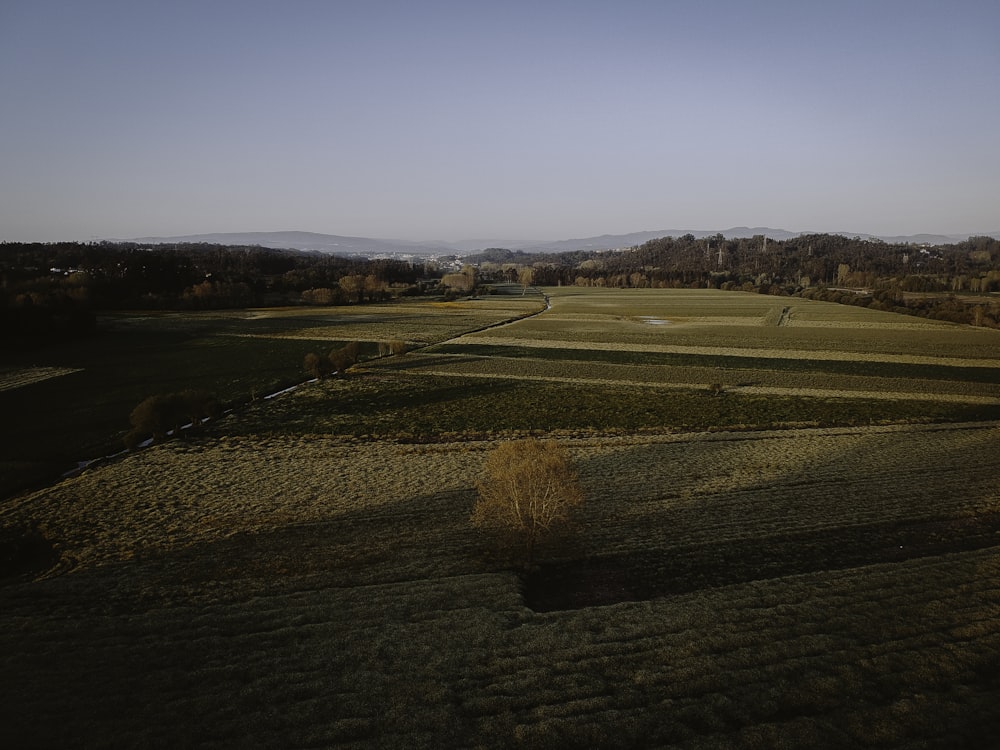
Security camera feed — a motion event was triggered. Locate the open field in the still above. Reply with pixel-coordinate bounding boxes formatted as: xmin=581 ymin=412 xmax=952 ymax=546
xmin=0 ymin=296 xmax=543 ymax=498
xmin=3 ymin=288 xmax=1000 ymax=747
xmin=490 ymin=287 xmax=997 ymax=358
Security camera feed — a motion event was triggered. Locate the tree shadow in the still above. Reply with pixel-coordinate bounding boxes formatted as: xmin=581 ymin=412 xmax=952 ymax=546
xmin=528 ymin=423 xmax=1000 ymax=610
xmin=525 ymin=511 xmax=1000 ymax=611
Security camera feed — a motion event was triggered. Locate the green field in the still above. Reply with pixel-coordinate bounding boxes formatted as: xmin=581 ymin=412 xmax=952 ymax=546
xmin=3 ymin=288 xmax=1000 ymax=748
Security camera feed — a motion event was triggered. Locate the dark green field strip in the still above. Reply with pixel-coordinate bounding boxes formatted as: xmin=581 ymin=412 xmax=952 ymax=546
xmin=221 ymin=372 xmax=1000 ymax=442
xmin=429 ymin=343 xmax=1000 ymax=383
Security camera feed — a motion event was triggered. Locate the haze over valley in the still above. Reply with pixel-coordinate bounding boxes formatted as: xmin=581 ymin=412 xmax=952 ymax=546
xmin=118 ymin=227 xmax=1000 ymax=259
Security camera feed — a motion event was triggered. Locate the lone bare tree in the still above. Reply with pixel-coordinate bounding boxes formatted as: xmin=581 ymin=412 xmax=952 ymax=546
xmin=472 ymin=438 xmax=584 ymax=566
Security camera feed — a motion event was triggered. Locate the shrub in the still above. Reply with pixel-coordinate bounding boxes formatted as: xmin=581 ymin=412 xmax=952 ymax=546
xmin=125 ymin=390 xmax=220 ymax=448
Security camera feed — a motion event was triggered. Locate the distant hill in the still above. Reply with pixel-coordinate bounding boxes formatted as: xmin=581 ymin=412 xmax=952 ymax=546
xmin=516 ymin=228 xmax=1000 ymax=253
xmin=125 ymin=231 xmax=462 ymax=257
xmin=121 ymin=228 xmax=1000 ymax=258
xmin=871 ymin=233 xmax=992 ymax=245
xmin=516 ymin=227 xmax=803 ymax=253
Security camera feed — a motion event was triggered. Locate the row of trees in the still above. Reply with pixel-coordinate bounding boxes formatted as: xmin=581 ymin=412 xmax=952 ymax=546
xmin=303 ymin=339 xmax=410 ymax=379
xmin=472 ymin=234 xmax=1000 ymax=327
xmin=797 ymin=286 xmax=1000 ymax=327
xmin=466 ymin=233 xmax=999 ymax=290
xmin=1 ymin=242 xmax=425 ymax=308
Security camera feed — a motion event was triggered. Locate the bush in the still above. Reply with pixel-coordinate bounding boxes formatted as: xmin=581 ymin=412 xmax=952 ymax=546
xmin=125 ymin=390 xmax=220 ymax=448
xmin=304 ymin=352 xmax=333 ymax=379
xmin=327 ymin=341 xmax=362 ymax=373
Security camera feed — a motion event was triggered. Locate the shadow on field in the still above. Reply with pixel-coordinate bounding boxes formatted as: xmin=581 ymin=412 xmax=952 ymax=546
xmin=526 ymin=512 xmax=1000 ymax=611
xmin=526 ymin=423 xmax=1000 ymax=611
xmin=121 ymin=487 xmax=489 ymax=592
xmin=0 ymin=523 xmax=59 ymax=584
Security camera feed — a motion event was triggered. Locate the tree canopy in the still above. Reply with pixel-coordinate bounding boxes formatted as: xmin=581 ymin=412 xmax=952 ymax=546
xmin=472 ymin=438 xmax=584 ymax=566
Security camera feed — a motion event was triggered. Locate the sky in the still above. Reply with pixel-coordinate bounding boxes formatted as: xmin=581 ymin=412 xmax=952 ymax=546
xmin=1 ymin=0 xmax=998 ymax=243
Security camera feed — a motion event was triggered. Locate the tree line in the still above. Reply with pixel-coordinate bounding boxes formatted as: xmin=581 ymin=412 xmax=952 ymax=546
xmin=6 ymin=234 xmax=1000 ymax=343
xmin=0 ymin=241 xmax=436 ymax=344
xmin=473 ymin=234 xmax=1000 ymax=328
xmin=475 ymin=233 xmax=1000 ymax=289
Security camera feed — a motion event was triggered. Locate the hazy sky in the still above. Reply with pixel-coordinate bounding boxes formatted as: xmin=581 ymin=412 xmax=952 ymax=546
xmin=2 ymin=0 xmax=998 ymax=242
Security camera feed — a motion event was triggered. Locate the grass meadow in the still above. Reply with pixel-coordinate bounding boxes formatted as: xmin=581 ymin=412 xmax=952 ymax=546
xmin=3 ymin=288 xmax=1000 ymax=748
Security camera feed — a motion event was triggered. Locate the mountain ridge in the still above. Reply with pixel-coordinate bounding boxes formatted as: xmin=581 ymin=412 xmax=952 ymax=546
xmin=120 ymin=228 xmax=1000 ymax=257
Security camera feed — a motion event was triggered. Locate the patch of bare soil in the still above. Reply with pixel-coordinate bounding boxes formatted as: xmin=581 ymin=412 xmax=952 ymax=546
xmin=526 ymin=512 xmax=1000 ymax=612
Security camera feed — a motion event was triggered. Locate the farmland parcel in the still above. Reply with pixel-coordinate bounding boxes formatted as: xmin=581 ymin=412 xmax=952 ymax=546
xmin=2 ymin=288 xmax=1000 ymax=748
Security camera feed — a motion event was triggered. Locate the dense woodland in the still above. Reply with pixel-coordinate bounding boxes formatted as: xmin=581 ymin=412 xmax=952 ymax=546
xmin=474 ymin=233 xmax=1000 ymax=327
xmin=4 ymin=233 xmax=1000 ymax=343
xmin=0 ymin=242 xmax=428 ymax=343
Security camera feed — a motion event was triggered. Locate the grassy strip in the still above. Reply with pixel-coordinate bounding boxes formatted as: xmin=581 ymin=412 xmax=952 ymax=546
xmin=429 ymin=343 xmax=1000 ymax=383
